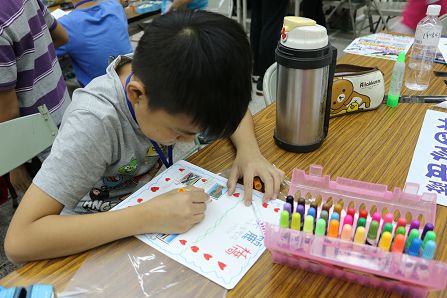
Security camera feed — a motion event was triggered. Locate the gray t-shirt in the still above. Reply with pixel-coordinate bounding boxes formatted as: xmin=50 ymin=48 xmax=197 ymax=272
xmin=34 ymin=55 xmax=164 ymax=214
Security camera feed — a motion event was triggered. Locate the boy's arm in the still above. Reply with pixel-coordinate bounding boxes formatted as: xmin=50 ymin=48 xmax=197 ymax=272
xmin=228 ymin=111 xmax=284 ymax=205
xmin=50 ymin=22 xmax=68 ymax=48
xmin=170 ymin=0 xmax=192 ymax=11
xmin=5 ymin=184 xmax=208 ymax=262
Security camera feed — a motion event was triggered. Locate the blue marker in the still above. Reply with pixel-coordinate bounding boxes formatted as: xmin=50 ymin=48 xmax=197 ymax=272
xmin=307 ymin=207 xmax=316 ymax=219
xmin=330 ymin=212 xmax=340 ymax=221
xmin=408 ymin=238 xmax=423 ymax=257
xmin=422 ymin=240 xmax=436 ymax=260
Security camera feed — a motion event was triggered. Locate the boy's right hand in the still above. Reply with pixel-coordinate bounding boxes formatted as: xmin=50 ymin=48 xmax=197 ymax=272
xmin=140 ymin=186 xmax=209 ymax=234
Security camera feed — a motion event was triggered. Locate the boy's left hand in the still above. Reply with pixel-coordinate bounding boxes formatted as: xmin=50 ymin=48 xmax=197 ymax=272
xmin=227 ymin=149 xmax=284 ymax=206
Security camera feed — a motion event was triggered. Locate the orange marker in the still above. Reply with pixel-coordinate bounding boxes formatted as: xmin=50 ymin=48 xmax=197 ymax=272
xmin=253 ymin=176 xmax=264 ymax=191
xmin=391 ymin=234 xmax=406 ymax=253
xmin=177 ymin=188 xmax=187 ymax=192
xmin=328 ymin=219 xmax=340 ymax=238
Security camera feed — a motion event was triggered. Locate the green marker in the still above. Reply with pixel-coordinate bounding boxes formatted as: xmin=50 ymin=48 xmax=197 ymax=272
xmin=395 ymin=226 xmax=406 ymax=236
xmin=356 ymin=217 xmax=366 ymax=230
xmin=423 ymin=231 xmax=436 ymax=249
xmin=366 ymin=220 xmax=379 ymax=246
xmin=280 ymin=211 xmax=289 ymax=229
xmin=291 ymin=213 xmax=301 ymax=230
xmin=303 ymin=215 xmax=314 ymax=234
xmin=315 ymin=218 xmax=326 ymax=236
xmin=405 ymin=229 xmax=420 ymax=252
xmin=382 ymin=223 xmax=393 ymax=235
xmin=386 ymin=51 xmax=406 ymax=108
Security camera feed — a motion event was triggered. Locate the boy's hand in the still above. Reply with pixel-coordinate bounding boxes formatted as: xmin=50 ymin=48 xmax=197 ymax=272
xmin=141 ymin=186 xmax=209 ymax=234
xmin=227 ymin=149 xmax=284 ymax=206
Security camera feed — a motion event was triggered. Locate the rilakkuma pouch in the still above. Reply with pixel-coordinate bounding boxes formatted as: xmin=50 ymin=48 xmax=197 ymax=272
xmin=330 ymin=64 xmax=385 ymax=117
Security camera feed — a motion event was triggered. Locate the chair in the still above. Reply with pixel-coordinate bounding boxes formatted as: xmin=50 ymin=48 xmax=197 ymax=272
xmin=0 ymin=105 xmax=58 ymax=177
xmin=363 ymin=0 xmax=406 ymax=33
xmin=263 ymin=62 xmax=277 ymax=106
xmin=323 ymin=0 xmax=367 ymax=37
xmin=207 ymin=0 xmax=233 ymax=18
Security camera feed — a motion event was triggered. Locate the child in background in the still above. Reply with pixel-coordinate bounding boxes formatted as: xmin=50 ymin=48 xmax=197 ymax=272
xmin=56 ymin=0 xmax=133 ymax=87
xmin=5 ymin=11 xmax=284 ymax=262
xmin=162 ymin=0 xmax=207 ymax=13
xmin=393 ymin=0 xmax=447 ymax=34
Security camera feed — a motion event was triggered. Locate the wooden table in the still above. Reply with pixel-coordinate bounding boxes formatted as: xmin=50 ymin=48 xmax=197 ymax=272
xmin=2 ymin=54 xmax=447 ymax=297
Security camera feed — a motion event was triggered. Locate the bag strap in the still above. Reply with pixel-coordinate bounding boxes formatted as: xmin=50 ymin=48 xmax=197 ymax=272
xmin=335 ymin=64 xmax=381 ymax=77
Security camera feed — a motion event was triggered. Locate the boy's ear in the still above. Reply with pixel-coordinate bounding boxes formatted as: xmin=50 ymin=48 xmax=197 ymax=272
xmin=126 ymin=80 xmax=146 ymax=105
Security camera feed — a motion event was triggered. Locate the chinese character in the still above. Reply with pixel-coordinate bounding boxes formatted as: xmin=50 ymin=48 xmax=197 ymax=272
xmin=434 ymin=132 xmax=447 ymax=145
xmin=242 ymin=231 xmax=264 ymax=247
xmin=437 ymin=118 xmax=447 ymax=130
xmin=427 ymin=180 xmax=447 ymax=195
xmin=431 ymin=146 xmax=447 ymax=161
xmin=426 ymin=163 xmax=447 ymax=182
xmin=225 ymin=245 xmax=251 ymax=259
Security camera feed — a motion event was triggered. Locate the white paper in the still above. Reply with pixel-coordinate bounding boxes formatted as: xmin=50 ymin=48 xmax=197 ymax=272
xmin=51 ymin=8 xmax=70 ymax=20
xmin=344 ymin=33 xmax=414 ymax=61
xmin=406 ymin=110 xmax=447 ymax=206
xmin=112 ymin=160 xmax=282 ymax=289
xmin=437 ymin=37 xmax=447 ymax=63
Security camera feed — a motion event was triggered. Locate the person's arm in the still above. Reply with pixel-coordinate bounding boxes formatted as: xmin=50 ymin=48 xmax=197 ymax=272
xmin=170 ymin=0 xmax=192 ymax=11
xmin=227 ymin=111 xmax=284 ymax=205
xmin=50 ymin=22 xmax=68 ymax=48
xmin=5 ymin=184 xmax=208 ymax=262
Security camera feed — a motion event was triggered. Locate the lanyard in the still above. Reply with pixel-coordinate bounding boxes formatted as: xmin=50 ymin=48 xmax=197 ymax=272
xmin=124 ymin=72 xmax=173 ymax=168
xmin=74 ymin=0 xmax=95 ymax=8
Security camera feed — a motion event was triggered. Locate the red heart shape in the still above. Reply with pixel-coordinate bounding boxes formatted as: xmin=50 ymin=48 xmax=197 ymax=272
xmin=150 ymin=186 xmax=159 ymax=192
xmin=201 ymin=178 xmax=207 ymax=182
xmin=218 ymin=261 xmax=226 ymax=270
xmin=262 ymin=203 xmax=268 ymax=208
xmin=233 ymin=193 xmax=240 ymax=198
xmin=165 ymin=177 xmax=171 ymax=182
xmin=274 ymin=208 xmax=280 ymax=213
xmin=179 ymin=168 xmax=185 ymax=172
xmin=191 ymin=246 xmax=199 ymax=253
xmin=203 ymin=253 xmax=212 ymax=260
xmin=137 ymin=198 xmax=143 ymax=203
xmin=179 ymin=239 xmax=187 ymax=246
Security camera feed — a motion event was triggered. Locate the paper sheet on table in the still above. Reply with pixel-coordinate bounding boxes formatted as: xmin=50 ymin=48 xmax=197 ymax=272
xmin=51 ymin=8 xmax=70 ymax=20
xmin=112 ymin=160 xmax=282 ymax=289
xmin=437 ymin=37 xmax=447 ymax=64
xmin=406 ymin=109 xmax=447 ymax=206
xmin=343 ymin=33 xmax=414 ymax=61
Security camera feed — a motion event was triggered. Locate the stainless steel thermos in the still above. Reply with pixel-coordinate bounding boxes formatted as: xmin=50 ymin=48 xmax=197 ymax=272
xmin=274 ymin=17 xmax=337 ymax=152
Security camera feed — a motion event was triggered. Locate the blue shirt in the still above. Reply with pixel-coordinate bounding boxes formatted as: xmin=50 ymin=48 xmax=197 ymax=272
xmin=56 ymin=0 xmax=133 ymax=86
xmin=161 ymin=0 xmax=208 ymax=13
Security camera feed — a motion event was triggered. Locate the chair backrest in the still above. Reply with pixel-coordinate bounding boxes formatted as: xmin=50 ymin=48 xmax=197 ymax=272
xmin=207 ymin=0 xmax=233 ymax=18
xmin=263 ymin=62 xmax=277 ymax=106
xmin=440 ymin=13 xmax=447 ymax=36
xmin=0 ymin=105 xmax=58 ymax=176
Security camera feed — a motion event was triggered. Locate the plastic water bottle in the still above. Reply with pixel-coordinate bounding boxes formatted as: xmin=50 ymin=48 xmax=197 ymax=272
xmin=405 ymin=5 xmax=443 ymax=91
xmin=387 ymin=52 xmax=406 ymax=107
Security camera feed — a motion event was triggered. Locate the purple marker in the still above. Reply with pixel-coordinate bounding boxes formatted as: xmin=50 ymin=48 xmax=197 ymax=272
xmin=421 ymin=223 xmax=434 ymax=240
xmin=408 ymin=220 xmax=420 ymax=236
xmin=296 ymin=204 xmax=305 ymax=227
xmin=372 ymin=212 xmax=382 ymax=223
xmin=283 ymin=202 xmax=292 ymax=216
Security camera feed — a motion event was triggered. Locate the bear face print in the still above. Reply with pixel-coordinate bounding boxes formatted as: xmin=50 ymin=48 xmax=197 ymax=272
xmin=331 ymin=78 xmax=371 ymax=115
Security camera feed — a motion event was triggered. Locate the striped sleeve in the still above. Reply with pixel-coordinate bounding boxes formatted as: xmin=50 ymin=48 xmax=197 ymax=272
xmin=38 ymin=0 xmax=57 ymax=31
xmin=0 ymin=36 xmax=16 ymax=91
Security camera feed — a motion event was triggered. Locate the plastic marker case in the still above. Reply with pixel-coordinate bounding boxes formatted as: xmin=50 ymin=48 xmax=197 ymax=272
xmin=264 ymin=165 xmax=447 ymax=297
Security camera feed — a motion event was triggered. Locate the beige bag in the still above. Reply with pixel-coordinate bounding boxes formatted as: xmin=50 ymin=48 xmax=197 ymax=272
xmin=330 ymin=64 xmax=385 ymax=117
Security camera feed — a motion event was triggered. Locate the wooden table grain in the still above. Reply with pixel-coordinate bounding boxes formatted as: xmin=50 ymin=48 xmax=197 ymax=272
xmin=2 ymin=54 xmax=447 ymax=297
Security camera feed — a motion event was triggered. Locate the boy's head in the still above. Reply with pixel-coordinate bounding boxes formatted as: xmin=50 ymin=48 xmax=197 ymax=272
xmin=132 ymin=10 xmax=252 ymax=142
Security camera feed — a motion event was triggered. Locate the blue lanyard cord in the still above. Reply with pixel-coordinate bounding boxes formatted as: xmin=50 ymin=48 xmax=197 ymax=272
xmin=124 ymin=71 xmax=173 ymax=168
xmin=74 ymin=0 xmax=95 ymax=8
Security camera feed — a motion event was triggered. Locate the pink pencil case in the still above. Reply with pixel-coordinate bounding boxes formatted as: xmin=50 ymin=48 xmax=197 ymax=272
xmin=264 ymin=165 xmax=447 ymax=297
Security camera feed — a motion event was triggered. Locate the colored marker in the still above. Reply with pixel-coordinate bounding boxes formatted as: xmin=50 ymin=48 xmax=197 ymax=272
xmin=320 ymin=210 xmax=329 ymax=223
xmin=395 ymin=226 xmax=406 ymax=237
xmin=378 ymin=231 xmax=392 ymax=251
xmin=359 ymin=209 xmax=368 ymax=219
xmin=285 ymin=195 xmax=294 ymax=212
xmin=253 ymin=177 xmax=264 ymax=191
xmin=382 ymin=223 xmax=393 ymax=236
xmin=408 ymin=238 xmax=422 ymax=257
xmin=396 ymin=218 xmax=406 ymax=230
xmin=422 ymin=240 xmax=436 ymax=260
xmin=303 ymin=215 xmax=314 ymax=234
xmin=296 ymin=205 xmax=305 ymax=227
xmin=291 ymin=213 xmax=301 ymax=230
xmin=343 ymin=214 xmax=353 ymax=227
xmin=341 ymin=224 xmax=352 ymax=241
xmin=283 ymin=202 xmax=292 ymax=216
xmin=383 ymin=213 xmax=394 ymax=225
xmin=298 ymin=197 xmax=306 ymax=207
xmin=322 ymin=202 xmax=331 ymax=213
xmin=391 ymin=234 xmax=405 ymax=253
xmin=309 ymin=203 xmax=318 ymax=219
xmin=366 ymin=220 xmax=379 ymax=246
xmin=356 ymin=217 xmax=366 ymax=230
xmin=405 ymin=229 xmax=420 ymax=252
xmin=330 ymin=212 xmax=340 ymax=221
xmin=353 ymin=226 xmax=366 ymax=244
xmin=315 ymin=218 xmax=326 ymax=236
xmin=421 ymin=223 xmax=434 ymax=240
xmin=333 ymin=203 xmax=343 ymax=215
xmin=347 ymin=208 xmax=356 ymax=218
xmin=372 ymin=212 xmax=382 ymax=223
xmin=328 ymin=220 xmax=340 ymax=238
xmin=408 ymin=220 xmax=420 ymax=236
xmin=280 ymin=211 xmax=289 ymax=229
xmin=307 ymin=207 xmax=316 ymax=219
xmin=422 ymin=231 xmax=436 ymax=249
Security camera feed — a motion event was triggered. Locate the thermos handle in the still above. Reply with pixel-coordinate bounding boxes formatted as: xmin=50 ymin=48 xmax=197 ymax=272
xmin=323 ymin=46 xmax=337 ymax=137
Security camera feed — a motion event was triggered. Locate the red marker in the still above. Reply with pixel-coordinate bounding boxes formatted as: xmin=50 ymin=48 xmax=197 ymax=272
xmin=347 ymin=208 xmax=356 ymax=218
xmin=396 ymin=218 xmax=406 ymax=229
xmin=359 ymin=209 xmax=368 ymax=219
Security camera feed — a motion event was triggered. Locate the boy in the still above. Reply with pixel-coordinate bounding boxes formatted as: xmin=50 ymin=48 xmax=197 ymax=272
xmin=5 ymin=11 xmax=283 ymax=262
xmin=56 ymin=0 xmax=133 ymax=87
xmin=0 ymin=0 xmax=71 ymax=193
xmin=162 ymin=0 xmax=207 ymax=13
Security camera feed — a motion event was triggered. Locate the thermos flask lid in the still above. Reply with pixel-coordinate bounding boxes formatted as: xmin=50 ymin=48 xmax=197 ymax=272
xmin=280 ymin=16 xmax=328 ymax=50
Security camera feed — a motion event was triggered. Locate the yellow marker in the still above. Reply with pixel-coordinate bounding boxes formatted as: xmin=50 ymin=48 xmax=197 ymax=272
xmin=341 ymin=224 xmax=352 ymax=241
xmin=353 ymin=226 xmax=366 ymax=244
xmin=378 ymin=231 xmax=392 ymax=251
xmin=291 ymin=213 xmax=301 ymax=230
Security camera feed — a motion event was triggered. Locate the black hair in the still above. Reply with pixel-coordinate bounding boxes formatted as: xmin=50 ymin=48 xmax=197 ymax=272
xmin=132 ymin=10 xmax=252 ymax=139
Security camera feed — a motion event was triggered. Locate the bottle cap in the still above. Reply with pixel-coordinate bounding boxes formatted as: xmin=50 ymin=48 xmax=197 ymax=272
xmin=291 ymin=213 xmax=301 ymax=230
xmin=328 ymin=220 xmax=340 ymax=238
xmin=387 ymin=95 xmax=399 ymax=108
xmin=408 ymin=238 xmax=423 ymax=257
xmin=356 ymin=217 xmax=366 ymax=229
xmin=391 ymin=234 xmax=405 ymax=253
xmin=427 ymin=4 xmax=441 ymax=16
xmin=354 ymin=226 xmax=366 ymax=244
xmin=280 ymin=211 xmax=289 ymax=229
xmin=367 ymin=220 xmax=379 ymax=239
xmin=423 ymin=231 xmax=436 ymax=248
xmin=395 ymin=226 xmax=406 ymax=236
xmin=378 ymin=232 xmax=392 ymax=251
xmin=341 ymin=224 xmax=352 ymax=241
xmin=422 ymin=240 xmax=436 ymax=260
xmin=303 ymin=215 xmax=314 ymax=234
xmin=397 ymin=52 xmax=406 ymax=63
xmin=382 ymin=223 xmax=393 ymax=235
xmin=315 ymin=218 xmax=326 ymax=236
